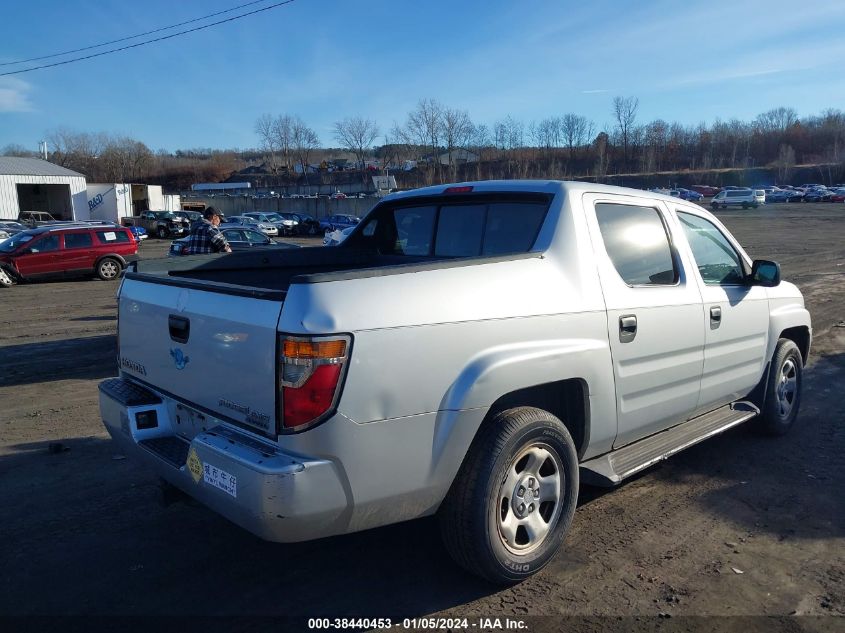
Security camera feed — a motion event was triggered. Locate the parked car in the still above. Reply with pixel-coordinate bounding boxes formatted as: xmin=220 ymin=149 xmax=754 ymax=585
xmin=710 ymin=188 xmax=758 ymax=209
xmin=0 ymin=224 xmax=137 ymax=287
xmin=0 ymin=221 xmax=27 ymax=237
xmin=286 ymin=213 xmax=321 ymax=236
xmin=18 ymin=211 xmax=58 ymax=227
xmin=323 ymin=226 xmax=355 ymax=246
xmin=802 ymin=188 xmax=833 ymax=202
xmin=168 ymin=227 xmax=298 ymax=257
xmin=767 ymin=189 xmax=803 ymax=203
xmin=319 ymin=214 xmax=361 ymax=231
xmin=243 ymin=212 xmax=293 ymax=236
xmin=828 ymin=189 xmax=845 ymax=203
xmin=673 ymin=188 xmax=703 ymax=201
xmin=689 ymin=185 xmax=721 ymax=197
xmin=172 ymin=210 xmax=203 ymax=227
xmin=134 ymin=211 xmax=189 ymax=239
xmin=100 ymin=180 xmax=810 ymax=584
xmin=223 ymin=215 xmax=279 ymax=237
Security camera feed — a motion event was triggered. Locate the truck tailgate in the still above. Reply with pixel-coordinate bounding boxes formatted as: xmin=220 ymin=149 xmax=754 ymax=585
xmin=118 ymin=277 xmax=282 ymax=436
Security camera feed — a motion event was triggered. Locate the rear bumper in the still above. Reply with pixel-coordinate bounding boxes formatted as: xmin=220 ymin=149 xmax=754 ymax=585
xmin=98 ymin=377 xmax=349 ymax=542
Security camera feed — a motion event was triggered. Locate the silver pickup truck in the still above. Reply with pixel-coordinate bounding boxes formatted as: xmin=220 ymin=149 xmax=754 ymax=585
xmin=100 ymin=181 xmax=811 ymax=583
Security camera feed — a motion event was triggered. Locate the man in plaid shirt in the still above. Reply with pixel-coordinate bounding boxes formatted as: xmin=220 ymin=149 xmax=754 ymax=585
xmin=184 ymin=207 xmax=232 ymax=255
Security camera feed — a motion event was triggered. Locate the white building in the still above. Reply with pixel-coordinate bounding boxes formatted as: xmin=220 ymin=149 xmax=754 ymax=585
xmin=87 ymin=183 xmax=180 ymax=223
xmin=0 ymin=157 xmax=88 ymax=221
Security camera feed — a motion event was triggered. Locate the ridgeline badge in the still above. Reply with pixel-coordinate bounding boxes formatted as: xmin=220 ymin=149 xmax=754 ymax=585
xmin=170 ymin=348 xmax=190 ymax=370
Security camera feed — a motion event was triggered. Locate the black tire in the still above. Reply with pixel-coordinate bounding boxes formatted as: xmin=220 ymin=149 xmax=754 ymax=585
xmin=438 ymin=406 xmax=579 ymax=584
xmin=755 ymin=339 xmax=803 ymax=436
xmin=0 ymin=265 xmax=15 ymax=288
xmin=742 ymin=202 xmax=749 ymax=209
xmin=96 ymin=257 xmax=122 ymax=281
xmin=711 ymin=202 xmax=719 ymax=210
xmin=157 ymin=226 xmax=167 ymax=239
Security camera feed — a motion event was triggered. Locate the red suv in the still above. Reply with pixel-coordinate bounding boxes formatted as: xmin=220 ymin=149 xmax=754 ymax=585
xmin=0 ymin=224 xmax=138 ymax=287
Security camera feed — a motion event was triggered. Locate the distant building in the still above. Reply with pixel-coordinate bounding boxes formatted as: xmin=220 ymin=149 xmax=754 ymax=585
xmin=0 ymin=157 xmax=88 ymax=221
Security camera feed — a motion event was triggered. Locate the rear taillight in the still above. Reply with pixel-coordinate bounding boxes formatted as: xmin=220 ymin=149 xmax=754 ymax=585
xmin=278 ymin=334 xmax=351 ymax=431
xmin=443 ymin=186 xmax=473 ymax=194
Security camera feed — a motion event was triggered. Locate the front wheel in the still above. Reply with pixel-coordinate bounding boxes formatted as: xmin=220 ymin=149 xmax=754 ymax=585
xmin=755 ymin=339 xmax=803 ymax=436
xmin=438 ymin=407 xmax=579 ymax=584
xmin=0 ymin=266 xmax=15 ymax=288
xmin=96 ymin=257 xmax=122 ymax=281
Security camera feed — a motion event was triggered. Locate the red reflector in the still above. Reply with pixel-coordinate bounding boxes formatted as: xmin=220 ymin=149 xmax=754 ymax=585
xmin=283 ymin=364 xmax=342 ymax=428
xmin=443 ymin=186 xmax=473 ymax=194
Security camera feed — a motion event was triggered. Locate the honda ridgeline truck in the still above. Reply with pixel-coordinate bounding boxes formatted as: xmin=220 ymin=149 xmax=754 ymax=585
xmin=100 ymin=181 xmax=811 ymax=583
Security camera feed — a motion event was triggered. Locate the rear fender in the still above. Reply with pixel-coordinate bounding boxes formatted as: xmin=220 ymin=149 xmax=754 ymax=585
xmin=429 ymin=338 xmax=616 ymax=488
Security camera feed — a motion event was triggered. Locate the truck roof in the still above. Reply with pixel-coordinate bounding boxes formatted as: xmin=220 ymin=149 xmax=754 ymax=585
xmin=382 ymin=180 xmax=679 ymax=203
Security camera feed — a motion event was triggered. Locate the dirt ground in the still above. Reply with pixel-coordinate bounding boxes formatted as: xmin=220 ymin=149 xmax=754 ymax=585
xmin=0 ymin=204 xmax=843 ymax=631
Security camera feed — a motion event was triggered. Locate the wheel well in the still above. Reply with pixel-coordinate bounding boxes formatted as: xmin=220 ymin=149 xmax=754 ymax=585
xmin=484 ymin=379 xmax=589 ymax=458
xmin=95 ymin=254 xmax=125 ymax=269
xmin=780 ymin=326 xmax=810 ymax=364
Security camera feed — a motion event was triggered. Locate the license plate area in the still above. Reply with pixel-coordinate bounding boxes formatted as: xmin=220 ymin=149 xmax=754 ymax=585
xmin=174 ymin=402 xmax=220 ymax=439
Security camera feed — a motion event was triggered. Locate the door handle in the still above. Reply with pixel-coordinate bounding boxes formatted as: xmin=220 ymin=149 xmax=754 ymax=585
xmin=710 ymin=306 xmax=722 ymax=329
xmin=168 ymin=315 xmax=190 ymax=344
xmin=619 ymin=314 xmax=637 ymax=343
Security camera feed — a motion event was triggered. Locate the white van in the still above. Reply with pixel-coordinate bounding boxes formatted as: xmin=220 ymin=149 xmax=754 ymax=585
xmin=710 ymin=188 xmax=758 ymax=209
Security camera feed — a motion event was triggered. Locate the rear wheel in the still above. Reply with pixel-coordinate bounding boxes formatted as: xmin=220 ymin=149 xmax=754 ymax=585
xmin=96 ymin=257 xmax=122 ymax=281
xmin=438 ymin=407 xmax=579 ymax=584
xmin=755 ymin=339 xmax=803 ymax=436
xmin=0 ymin=266 xmax=15 ymax=288
xmin=742 ymin=202 xmax=750 ymax=209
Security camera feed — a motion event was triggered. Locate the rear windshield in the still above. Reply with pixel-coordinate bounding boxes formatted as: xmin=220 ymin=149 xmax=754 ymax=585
xmin=345 ymin=195 xmax=550 ymax=257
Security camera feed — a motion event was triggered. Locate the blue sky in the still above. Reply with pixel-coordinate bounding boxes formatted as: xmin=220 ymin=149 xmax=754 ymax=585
xmin=1 ymin=0 xmax=845 ymax=152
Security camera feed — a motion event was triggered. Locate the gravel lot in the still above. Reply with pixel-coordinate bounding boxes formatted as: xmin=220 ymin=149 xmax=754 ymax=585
xmin=0 ymin=204 xmax=843 ymax=629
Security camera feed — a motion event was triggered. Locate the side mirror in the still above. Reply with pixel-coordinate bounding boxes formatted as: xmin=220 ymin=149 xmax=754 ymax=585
xmin=749 ymin=259 xmax=780 ymax=287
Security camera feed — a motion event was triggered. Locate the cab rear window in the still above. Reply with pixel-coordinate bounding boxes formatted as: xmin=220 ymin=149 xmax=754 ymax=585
xmin=350 ymin=196 xmax=550 ymax=257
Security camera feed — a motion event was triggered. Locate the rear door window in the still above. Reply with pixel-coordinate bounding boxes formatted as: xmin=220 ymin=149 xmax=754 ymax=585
xmin=64 ymin=232 xmax=93 ymax=249
xmin=594 ymin=203 xmax=678 ymax=285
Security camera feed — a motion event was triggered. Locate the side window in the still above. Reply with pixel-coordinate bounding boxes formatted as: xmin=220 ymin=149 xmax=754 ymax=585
xmin=595 ymin=203 xmax=677 ymax=285
xmin=95 ymin=230 xmax=130 ymax=244
xmin=30 ymin=235 xmax=60 ymax=253
xmin=677 ymin=212 xmax=745 ymax=285
xmin=64 ymin=232 xmax=93 ymax=249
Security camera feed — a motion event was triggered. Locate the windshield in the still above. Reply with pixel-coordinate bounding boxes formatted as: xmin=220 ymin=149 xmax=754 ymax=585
xmin=262 ymin=213 xmax=284 ymax=222
xmin=0 ymin=232 xmax=35 ymax=252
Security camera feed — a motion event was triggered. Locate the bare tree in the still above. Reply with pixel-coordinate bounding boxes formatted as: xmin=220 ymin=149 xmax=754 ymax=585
xmin=756 ymin=107 xmax=798 ymax=134
xmin=776 ymin=144 xmax=796 ymax=183
xmin=333 ymin=116 xmax=380 ymax=180
xmin=272 ymin=115 xmax=295 ymax=172
xmin=292 ymin=117 xmax=320 ymax=184
xmin=2 ymin=143 xmax=36 ymax=157
xmin=612 ymin=96 xmax=639 ymax=171
xmin=442 ymin=107 xmax=474 ymax=181
xmin=406 ymin=98 xmax=444 ymax=182
xmin=560 ymin=113 xmax=593 ymax=165
xmin=254 ymin=113 xmax=279 ymax=173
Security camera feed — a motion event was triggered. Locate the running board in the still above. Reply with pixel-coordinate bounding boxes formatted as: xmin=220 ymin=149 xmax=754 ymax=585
xmin=580 ymin=401 xmax=760 ymax=487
